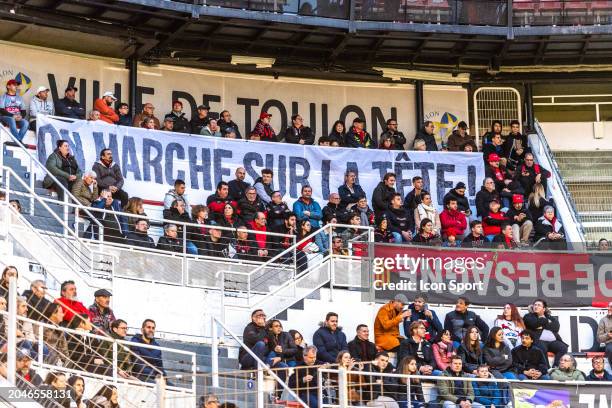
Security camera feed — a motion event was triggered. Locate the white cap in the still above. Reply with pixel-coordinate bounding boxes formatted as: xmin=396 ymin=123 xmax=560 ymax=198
xmin=35 ymin=86 xmax=49 ymax=94
xmin=102 ymin=91 xmax=117 ymax=100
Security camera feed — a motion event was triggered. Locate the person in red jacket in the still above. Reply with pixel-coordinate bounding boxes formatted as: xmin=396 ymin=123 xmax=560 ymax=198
xmin=482 ymin=199 xmax=509 ymax=241
xmin=440 ymin=198 xmax=467 ymax=245
xmin=206 ymin=181 xmax=237 ymax=221
xmin=93 ymin=92 xmax=119 ymax=124
xmin=247 ymin=212 xmax=269 ymax=259
xmin=55 ymin=280 xmax=91 ymax=325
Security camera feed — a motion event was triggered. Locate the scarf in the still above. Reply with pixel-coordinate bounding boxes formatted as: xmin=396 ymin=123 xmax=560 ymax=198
xmin=356 ymin=205 xmax=370 ymax=226
xmin=491 ymin=165 xmax=505 ymax=181
xmin=101 ymin=157 xmax=113 ymax=168
xmin=418 ymin=203 xmax=437 ymax=222
xmin=352 ymin=126 xmax=366 ymax=143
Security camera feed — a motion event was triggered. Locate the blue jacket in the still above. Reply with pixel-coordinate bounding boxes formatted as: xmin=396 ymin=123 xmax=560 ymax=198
xmin=587 ymin=369 xmax=612 ymax=381
xmin=312 ymin=325 xmax=347 ymax=363
xmin=130 ymin=334 xmax=166 ymax=382
xmin=404 ymin=304 xmax=443 ymax=341
xmin=293 ymin=197 xmax=323 ymax=229
xmin=472 ymin=377 xmax=503 ymax=406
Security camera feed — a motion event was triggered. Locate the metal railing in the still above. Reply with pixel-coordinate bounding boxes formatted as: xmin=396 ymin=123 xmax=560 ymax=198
xmin=534 ymin=94 xmax=612 ymax=122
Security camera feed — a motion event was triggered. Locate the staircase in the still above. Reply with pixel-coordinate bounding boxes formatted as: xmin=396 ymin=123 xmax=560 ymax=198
xmin=554 ymin=150 xmax=612 ymax=243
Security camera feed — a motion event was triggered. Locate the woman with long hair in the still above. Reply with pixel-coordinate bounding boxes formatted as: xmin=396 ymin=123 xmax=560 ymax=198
xmin=87 ymin=384 xmax=119 ymax=408
xmin=0 ymin=266 xmax=17 ymax=301
xmin=40 ymin=371 xmax=71 ymax=407
xmin=432 ymin=329 xmax=456 ymax=371
xmin=412 ymin=218 xmax=441 ymax=246
xmin=296 ymin=220 xmax=318 ymax=272
xmin=335 ymin=351 xmax=363 ymax=404
xmin=527 ymin=182 xmax=553 ymax=221
xmin=67 ymin=375 xmax=86 ymax=408
xmin=289 ymin=329 xmax=306 ymax=363
xmin=122 ymin=196 xmax=147 ymax=233
xmin=494 ymin=303 xmax=525 ymax=349
xmin=457 ymin=325 xmax=484 ymax=375
xmin=217 ymin=203 xmax=241 ymax=239
xmin=374 ymin=216 xmax=394 ymax=243
xmin=396 ymin=356 xmax=425 ymax=408
xmin=328 ymin=120 xmax=346 ymax=146
xmin=483 ymin=327 xmax=517 ymax=380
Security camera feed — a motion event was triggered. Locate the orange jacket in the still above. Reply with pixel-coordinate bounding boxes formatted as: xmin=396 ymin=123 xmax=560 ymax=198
xmin=374 ymin=302 xmax=404 ymax=351
xmin=94 ymin=98 xmax=119 ymax=124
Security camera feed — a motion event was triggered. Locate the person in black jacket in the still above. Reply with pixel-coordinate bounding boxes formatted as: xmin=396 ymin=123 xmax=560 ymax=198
xmin=22 ymin=280 xmax=52 ymax=321
xmin=475 ymin=178 xmax=500 ymax=218
xmin=163 ymin=200 xmax=191 ymax=239
xmin=166 ymin=100 xmax=190 ymax=133
xmin=385 ymin=193 xmax=413 ymax=243
xmin=338 ymin=170 xmax=366 ymax=211
xmin=506 ymin=194 xmax=533 ymax=245
xmin=228 ymin=167 xmax=250 ymax=202
xmin=189 ymin=105 xmax=210 ymax=134
xmin=156 ymin=224 xmax=183 ymax=253
xmin=347 ymin=324 xmax=377 ymax=362
xmin=115 ymin=102 xmax=132 ymax=126
xmin=414 ymin=121 xmax=438 ymax=151
xmin=516 ymin=153 xmax=551 ymax=198
xmin=403 ymin=294 xmax=443 ymax=342
xmin=444 ymin=296 xmax=490 ymax=344
xmin=328 ymin=120 xmax=346 ymax=146
xmin=457 ymin=325 xmax=485 ymax=375
xmin=511 ymin=330 xmax=550 ymax=380
xmin=239 ymin=309 xmax=268 ymax=369
xmin=265 ymin=319 xmax=298 ymax=367
xmin=372 ymin=172 xmax=396 ymax=216
xmin=283 ymin=114 xmax=314 ymax=145
xmin=534 ymin=206 xmax=567 ymax=250
xmin=482 ymin=133 xmax=507 ymax=166
xmin=55 ymin=86 xmax=86 ymax=119
xmin=403 ymin=176 xmax=427 ymax=212
xmin=443 ymin=182 xmax=471 ymax=217
xmin=126 ymin=219 xmax=155 ymax=249
xmin=523 ymin=299 xmax=568 ymax=367
xmin=270 ymin=212 xmax=297 ymax=257
xmin=322 ymin=193 xmax=349 ymax=224
xmin=503 ymin=120 xmax=530 ymax=170
xmin=290 ymin=345 xmax=322 ymax=408
xmin=587 ymin=356 xmax=612 ymax=381
xmin=237 ymin=187 xmax=266 ymax=223
xmin=398 ymin=321 xmax=439 ymax=375
xmin=200 ymin=222 xmax=228 ymax=258
xmin=232 ymin=226 xmax=258 ymax=261
xmin=461 ymin=220 xmax=487 ymax=248
xmin=218 ymin=110 xmax=242 ymax=139
xmin=380 ymin=118 xmax=407 ymax=150
xmin=267 ymin=191 xmax=291 ymax=228
xmin=365 ymin=352 xmax=398 ymax=402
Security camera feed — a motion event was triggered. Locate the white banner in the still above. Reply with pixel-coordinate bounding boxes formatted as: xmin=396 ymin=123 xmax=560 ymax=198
xmin=37 ymin=116 xmax=485 ymax=209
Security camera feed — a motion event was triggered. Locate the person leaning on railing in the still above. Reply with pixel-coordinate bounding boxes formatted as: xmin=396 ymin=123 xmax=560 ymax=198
xmin=91 ymin=189 xmax=125 ymax=244
xmin=289 ymin=345 xmax=322 ymax=408
xmin=130 ymin=318 xmax=166 ymax=383
xmin=437 ymin=356 xmax=483 ymax=408
xmin=125 ymin=219 xmax=155 ymax=249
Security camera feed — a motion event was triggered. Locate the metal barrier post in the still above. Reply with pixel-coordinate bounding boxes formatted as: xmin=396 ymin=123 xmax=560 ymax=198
xmin=211 ymin=316 xmax=219 ymax=388
xmin=407 ymin=376 xmax=412 ymax=408
xmin=317 ymin=368 xmax=324 ymax=408
xmin=28 ymin=156 xmax=34 ymax=215
xmin=155 ymin=376 xmax=166 ymax=408
xmin=37 ymin=324 xmax=44 ymax=367
xmin=256 ymin=362 xmax=265 ymax=408
xmin=338 ymin=367 xmax=348 ymax=407
xmin=112 ymin=342 xmax=118 ymax=382
xmin=7 ymin=276 xmax=17 ymax=384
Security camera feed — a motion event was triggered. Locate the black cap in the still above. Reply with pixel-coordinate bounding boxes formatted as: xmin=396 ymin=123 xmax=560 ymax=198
xmin=164 ymin=114 xmax=175 ymax=122
xmin=94 ymin=289 xmax=112 ymax=297
xmin=197 ymin=105 xmax=210 ymax=110
xmin=65 ymin=86 xmax=78 ymax=92
xmin=455 ymin=182 xmax=467 ymax=189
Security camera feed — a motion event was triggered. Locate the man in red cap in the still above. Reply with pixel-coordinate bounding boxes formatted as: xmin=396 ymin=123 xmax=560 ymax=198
xmin=166 ymin=100 xmax=190 ymax=133
xmin=0 ymin=79 xmax=28 ymax=141
xmin=506 ymin=193 xmax=533 ymax=246
xmin=251 ymin=111 xmax=277 ymax=141
xmin=485 ymin=152 xmax=518 ymax=209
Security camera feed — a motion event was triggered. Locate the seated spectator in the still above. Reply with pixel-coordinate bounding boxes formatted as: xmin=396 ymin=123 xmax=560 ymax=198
xmin=380 ymin=118 xmax=407 ymax=150
xmin=166 ymin=100 xmax=190 ymax=133
xmin=232 ymin=226 xmax=257 ymax=261
xmin=444 ymin=297 xmax=489 ymax=344
xmin=396 ymin=356 xmax=425 ymax=408
xmin=116 ymin=102 xmax=131 ymax=126
xmin=156 ymin=223 xmax=183 ymax=253
xmin=270 ymin=211 xmax=297 ymax=256
xmin=161 ymin=114 xmax=175 ymax=131
xmin=492 ymin=223 xmax=518 ymax=249
xmin=440 ymin=198 xmax=467 ymax=244
xmin=218 ymin=203 xmax=241 ymax=238
xmin=385 ymin=193 xmax=413 ymax=243
xmin=293 ymin=185 xmax=323 ymax=230
xmin=42 ymin=304 xmax=69 ymax=364
xmin=587 ymin=355 xmax=612 ymax=381
xmin=374 ymin=293 xmax=409 ymax=352
xmin=475 ymin=178 xmax=500 ymax=218
xmin=458 ymin=326 xmax=485 ymax=376
xmin=331 ymin=236 xmax=349 ymax=255
xmin=0 ymin=79 xmax=28 ymax=141
xmin=223 ymin=128 xmax=236 ymax=138
xmin=432 ymin=329 xmax=457 ymax=371
xmin=493 ymin=303 xmax=524 ymax=349
xmin=228 ymin=167 xmax=250 ymax=202
xmin=56 ymin=280 xmax=90 ymax=325
xmin=163 ymin=199 xmax=191 ymax=238
xmin=238 ymin=187 xmax=266 ymax=223
xmin=414 ymin=193 xmax=441 ymax=236
xmin=253 ymin=168 xmax=275 ymax=204
xmin=482 ymin=120 xmax=502 ymax=145
xmin=131 ymin=319 xmax=166 ymax=382
xmin=67 ymin=376 xmax=86 ymax=408
xmin=437 ymin=356 xmax=479 ymax=408
xmin=123 ymin=196 xmax=147 ymax=232
xmin=126 ymin=219 xmax=155 ymax=248
xmin=517 ymin=153 xmax=550 ymax=198
xmin=289 ymin=330 xmax=306 ymax=364
xmin=523 ymin=298 xmax=568 ymax=367
xmin=354 ymin=197 xmax=375 ymax=227
xmin=506 ymin=194 xmax=532 ymax=246
xmin=88 ymin=110 xmax=101 ymax=121
xmin=527 ymin=182 xmax=553 ymax=222
xmin=296 ymin=220 xmax=318 ymax=271
xmin=9 ymin=199 xmax=21 ymax=213
xmin=374 ymin=216 xmax=394 ymax=243
xmin=15 ymin=297 xmax=36 ymax=348
xmin=23 ymin=279 xmax=52 ymax=321
xmin=348 ymin=324 xmax=377 ymax=362
xmin=206 ymin=181 xmax=237 ymax=219
xmin=313 ymin=312 xmax=348 ymax=363
xmin=290 ymin=346 xmax=321 ymax=408
xmin=93 ymin=148 xmax=128 ymax=207
xmin=461 ymin=140 xmax=478 ymax=151
xmin=404 ymin=294 xmax=443 ymax=342
xmin=322 ymin=193 xmax=348 ymax=225
xmin=461 ymin=220 xmax=487 ymax=248
xmin=265 ymin=319 xmax=297 ymax=370
xmin=328 ymin=120 xmax=346 ymax=146
xmin=412 ymin=138 xmax=426 ymax=151
xmin=534 ymin=205 xmax=567 ymax=250
xmin=365 ymin=352 xmax=396 ymax=402
xmin=412 ymin=218 xmax=441 ymax=246
xmin=0 ymin=266 xmax=17 ymax=302
xmin=43 ymin=139 xmax=81 ymax=202
xmin=71 ymin=171 xmax=98 ymax=207
xmin=444 ymin=181 xmax=471 ymax=218
xmin=201 ymin=221 xmax=229 ymax=258
xmin=91 ymin=189 xmax=125 ymax=243
xmin=378 ymin=134 xmax=395 ymax=150
xmin=201 ymin=118 xmax=222 ymax=137
xmin=28 ymin=86 xmax=54 ymax=131
xmin=511 ymin=330 xmax=549 ymax=380
xmin=283 ymin=114 xmax=314 ymax=145
xmin=56 ymin=85 xmax=86 ymax=120
xmin=597 ymin=301 xmax=612 ymax=368
xmin=14 ymin=349 xmax=42 ymax=387
xmin=133 ymin=103 xmax=159 ymax=128
xmin=39 ymin=372 xmax=70 ymax=407
xmin=142 ymin=118 xmax=155 ymax=130
xmin=404 ymin=176 xmax=427 ymax=212
xmin=85 ymin=289 xmax=115 ymax=337
xmin=247 ymin=212 xmax=269 ymax=258
xmin=186 ymin=204 xmax=208 ymax=248
xmin=66 ymin=313 xmax=105 ymax=373
xmin=472 ymin=365 xmax=503 ymax=408
xmin=446 ymin=121 xmax=474 ymax=152
xmin=483 ymin=327 xmax=517 ymax=379
xmin=218 ymin=110 xmax=242 ymax=139
xmin=164 ymin=179 xmax=191 ymax=213
xmin=414 ymin=121 xmax=438 ymax=151
xmin=251 ymin=111 xmax=277 ymax=141
xmin=345 ymin=117 xmax=376 ymax=148
xmin=482 ymin=200 xmax=508 ymax=241
xmin=549 ymin=354 xmax=586 ymax=381
xmin=266 ymin=191 xmax=291 ymax=228
xmin=190 ymin=104 xmax=210 ymax=134
xmin=93 ymin=91 xmax=119 ymax=124
xmin=484 ymin=153 xmax=517 ymax=207
xmin=318 ymin=136 xmax=330 ymax=146
xmin=399 ymin=321 xmax=439 ymax=375
xmin=239 ymin=309 xmax=268 ymax=369
xmin=598 ymin=238 xmax=610 ymax=251
xmin=338 ymin=170 xmax=366 ymax=211
xmin=372 ymin=172 xmax=396 ymax=216
xmin=103 ymin=319 xmax=133 ymax=377
xmin=483 ymin=131 xmax=507 ymax=166
xmin=89 ymin=385 xmax=119 ymax=408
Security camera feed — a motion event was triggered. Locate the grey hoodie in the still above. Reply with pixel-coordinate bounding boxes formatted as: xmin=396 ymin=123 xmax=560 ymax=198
xmin=29 ymin=95 xmax=54 ymax=119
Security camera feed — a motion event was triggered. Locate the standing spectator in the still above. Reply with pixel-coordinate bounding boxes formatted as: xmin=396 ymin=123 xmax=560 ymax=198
xmin=283 ymin=114 xmax=314 ymax=145
xmin=0 ymin=79 xmax=28 ymax=141
xmin=503 ymin=120 xmax=529 ymax=169
xmin=43 ymin=139 xmax=81 ymax=201
xmin=527 ymin=183 xmax=553 ymax=222
xmin=444 ymin=297 xmax=489 ymax=344
xmin=517 ymin=153 xmax=551 ymax=198
xmin=71 ymin=171 xmax=98 ymax=206
xmin=345 ymin=117 xmax=376 ymax=148
xmin=482 ymin=200 xmax=508 ymax=241
xmin=293 ymin=185 xmax=323 ymax=229
xmin=372 ymin=172 xmax=396 ymax=216
xmin=270 ymin=211 xmax=297 ymax=256
xmin=91 ymin=189 xmax=124 ymax=243
xmin=457 ymin=326 xmax=485 ymax=375
xmin=492 ymin=223 xmax=518 ymax=249
xmin=267 ymin=191 xmax=291 ymax=228
xmin=399 ymin=321 xmax=438 ymax=375
xmin=414 ymin=193 xmax=441 ymax=236
xmin=228 ymin=167 xmax=250 ymax=202
xmin=190 ymin=105 xmax=210 ymax=134
xmin=201 ymin=118 xmax=222 ymax=137
xmin=161 ymin=115 xmax=175 ymax=132
xmin=511 ymin=330 xmax=550 ymax=380
xmin=313 ymin=312 xmax=348 ymax=363
xmin=493 ymin=303 xmax=525 ymax=349
xmin=374 ymin=294 xmax=409 ymax=352
xmin=126 ymin=219 xmax=155 ymax=248
xmin=506 ymin=194 xmax=533 ymax=246
xmin=447 ymin=121 xmax=474 ymax=152
xmin=296 ymin=220 xmax=317 ymax=271
xmin=253 ymin=168 xmax=275 ymax=204
xmin=440 ymin=198 xmax=467 ymax=244
xmin=116 ymin=102 xmax=132 ymax=126
xmin=472 ymin=365 xmax=503 ymax=408
xmin=28 ymin=86 xmax=54 ymax=130
xmin=436 ymin=356 xmax=479 ymax=408
xmin=133 ymin=103 xmax=160 ymax=129
xmin=87 ymin=289 xmax=116 ymax=334
xmin=247 ymin=212 xmax=269 ymax=259
xmin=251 ymin=111 xmax=277 ymax=141
xmin=404 ymin=294 xmax=443 ymax=341
xmin=385 ymin=193 xmax=413 ymax=243
xmin=404 ymin=176 xmax=427 ymax=212
xmin=238 ymin=187 xmax=266 ymax=223
xmin=239 ymin=309 xmax=268 ymax=369
xmin=432 ymin=329 xmax=457 ymax=371
xmin=290 ymin=346 xmax=321 ymax=408
xmin=338 ymin=170 xmax=366 ymax=210
xmin=218 ymin=110 xmax=242 ymax=139
xmin=348 ymin=324 xmax=377 ymax=362
xmin=164 ymin=179 xmax=191 ymax=213
xmin=483 ymin=327 xmax=517 ymax=379
xmin=56 ymin=280 xmax=91 ymax=325
xmin=93 ymin=91 xmax=119 ymax=124
xmin=414 ymin=121 xmax=438 ymax=151
xmin=443 ymin=182 xmax=471 ymax=217
xmin=597 ymin=301 xmax=612 ymax=368
xmin=328 ymin=120 xmax=346 ymax=145
xmin=587 ymin=356 xmax=612 ymax=381
xmin=549 ymin=355 xmax=586 ymax=381
xmin=156 ymin=223 xmax=183 ymax=253
xmin=482 ymin=120 xmax=502 ymax=145
xmin=523 ymin=299 xmax=568 ymax=367
xmin=475 ymin=178 xmax=500 ymax=218
xmin=380 ymin=118 xmax=407 ymax=150
xmin=482 ymin=134 xmax=506 ymax=165
xmin=166 ymin=100 xmax=190 ymax=133
xmin=534 ymin=206 xmax=566 ymax=250
xmin=206 ymin=181 xmax=236 ymax=219
xmin=131 ymin=319 xmax=166 ymax=382
xmin=56 ymin=85 xmax=86 ymax=120
xmin=93 ymin=149 xmax=128 ymax=207
xmin=22 ymin=280 xmax=52 ymax=321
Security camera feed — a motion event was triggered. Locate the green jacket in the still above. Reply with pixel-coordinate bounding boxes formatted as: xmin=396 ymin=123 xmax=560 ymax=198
xmin=550 ymin=368 xmax=586 ymax=381
xmin=438 ymin=369 xmax=475 ymax=404
xmin=71 ymin=178 xmax=99 ymax=206
xmin=43 ymin=150 xmax=81 ymax=187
